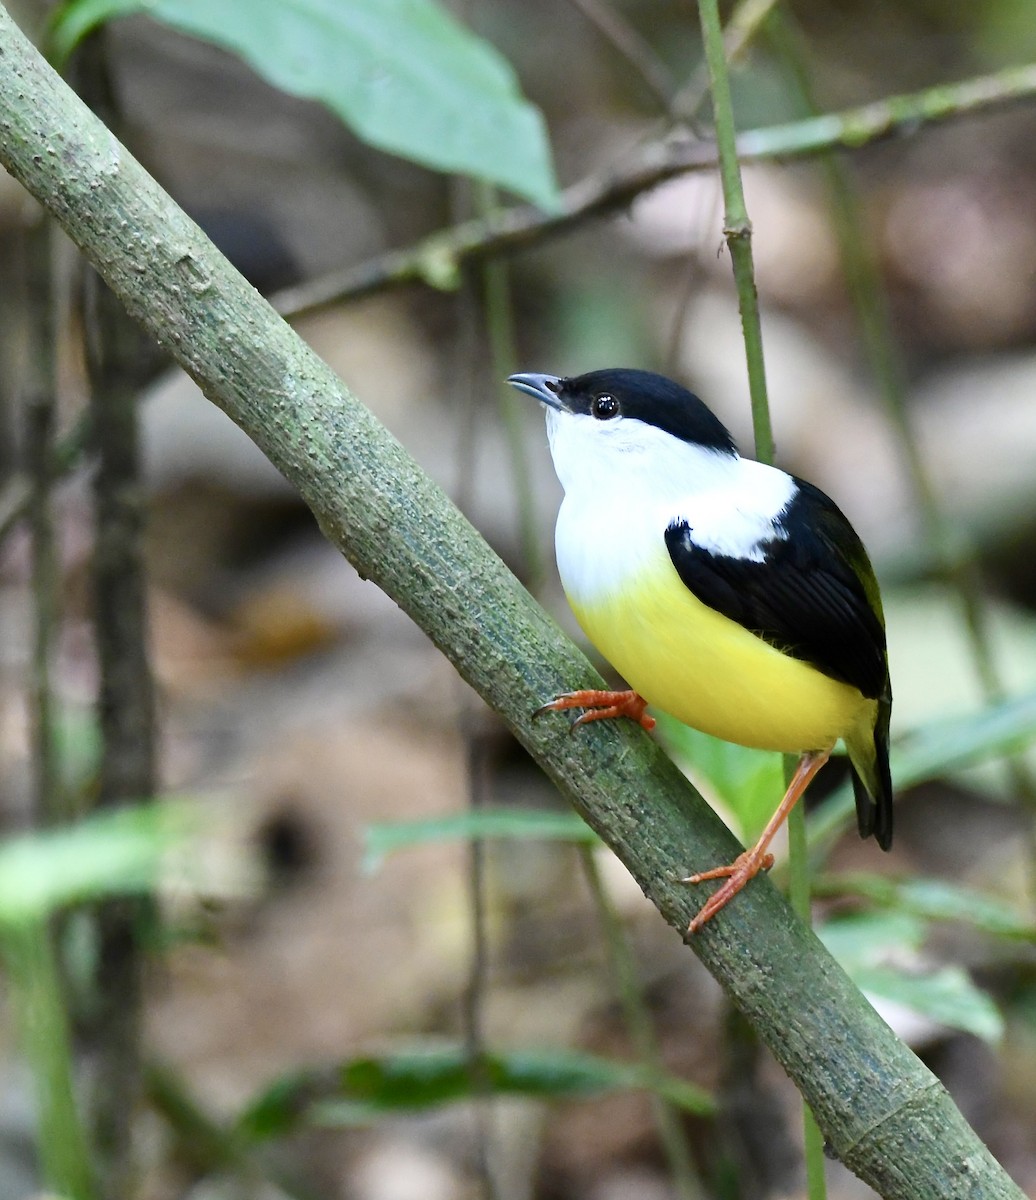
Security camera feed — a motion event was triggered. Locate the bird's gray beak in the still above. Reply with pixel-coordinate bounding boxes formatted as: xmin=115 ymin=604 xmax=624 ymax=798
xmin=507 ymin=372 xmax=565 ymax=412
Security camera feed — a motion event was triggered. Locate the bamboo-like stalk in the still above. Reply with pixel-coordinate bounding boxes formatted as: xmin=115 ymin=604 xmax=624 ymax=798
xmin=475 ymin=182 xmax=547 ymax=590
xmin=695 ymin=3 xmax=823 ymax=1194
xmin=0 ymin=12 xmax=1023 ymax=1196
xmin=764 ymin=9 xmax=1036 ymax=886
xmin=696 ymin=0 xmax=773 ymax=461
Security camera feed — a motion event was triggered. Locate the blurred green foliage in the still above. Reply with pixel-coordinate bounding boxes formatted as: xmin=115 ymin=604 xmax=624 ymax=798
xmin=48 ymin=0 xmax=559 ymax=207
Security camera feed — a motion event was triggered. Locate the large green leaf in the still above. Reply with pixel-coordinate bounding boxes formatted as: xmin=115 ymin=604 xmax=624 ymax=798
xmin=236 ymin=1043 xmax=714 ymax=1140
xmin=49 ymin=0 xmax=559 ymax=208
xmin=849 ymin=963 xmax=1004 ymax=1043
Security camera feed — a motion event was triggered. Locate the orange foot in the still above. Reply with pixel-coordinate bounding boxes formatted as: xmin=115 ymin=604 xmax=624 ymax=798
xmin=533 ymin=688 xmax=656 ymax=733
xmin=681 ymin=848 xmax=775 ymax=934
xmin=680 ymin=749 xmax=831 ymax=934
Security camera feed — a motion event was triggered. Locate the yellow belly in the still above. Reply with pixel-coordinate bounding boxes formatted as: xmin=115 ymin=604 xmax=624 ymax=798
xmin=569 ymin=557 xmax=872 ymax=754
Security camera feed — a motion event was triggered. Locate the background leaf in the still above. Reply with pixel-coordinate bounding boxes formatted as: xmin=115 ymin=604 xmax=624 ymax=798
xmin=849 ymin=963 xmax=1004 ymax=1043
xmin=893 ymin=687 xmax=1036 ymax=787
xmin=656 ymin=713 xmax=784 ymax=843
xmin=814 ymin=873 xmax=1036 ymax=941
xmin=236 ymin=1044 xmax=714 ymax=1140
xmin=364 ymin=806 xmax=596 ymax=872
xmin=818 ymin=911 xmax=1004 ymax=1043
xmin=808 ymin=687 xmax=1036 ymax=855
xmin=0 ymin=801 xmax=199 ymax=927
xmin=48 ymin=0 xmax=559 ymax=208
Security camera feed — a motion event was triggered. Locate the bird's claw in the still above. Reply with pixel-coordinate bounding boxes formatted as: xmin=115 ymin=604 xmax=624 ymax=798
xmin=531 ymin=689 xmax=655 ymax=732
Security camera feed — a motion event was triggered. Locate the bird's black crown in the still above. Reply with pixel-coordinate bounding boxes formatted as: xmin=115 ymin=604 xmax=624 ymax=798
xmin=557 ymin=368 xmax=738 ymax=454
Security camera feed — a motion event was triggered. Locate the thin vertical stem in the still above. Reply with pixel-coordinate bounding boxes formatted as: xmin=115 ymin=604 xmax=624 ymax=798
xmin=696 ymin=0 xmax=773 ymax=464
xmin=696 ymin=6 xmax=824 ymax=1195
xmin=23 ymin=218 xmax=62 ymax=826
xmin=785 ymin=775 xmax=810 ymax=922
xmin=786 ymin=777 xmax=829 ymax=1198
xmin=673 ymin=0 xmax=782 ymax=125
xmin=460 ymin=723 xmax=499 ymax=1200
xmin=477 ymin=181 xmax=547 ymax=592
xmin=765 ymin=8 xmax=1036 ymax=886
xmin=452 ymin=163 xmax=500 ymax=1200
xmin=579 ymin=847 xmax=705 ymax=1200
xmin=74 ymin=32 xmax=158 ymax=1196
xmin=4 ymin=923 xmax=98 ymax=1200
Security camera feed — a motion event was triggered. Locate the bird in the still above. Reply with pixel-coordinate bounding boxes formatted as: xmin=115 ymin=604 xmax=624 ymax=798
xmin=508 ymin=367 xmax=892 ymax=933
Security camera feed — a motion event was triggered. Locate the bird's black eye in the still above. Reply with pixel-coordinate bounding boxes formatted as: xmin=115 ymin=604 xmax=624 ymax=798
xmin=591 ymin=393 xmax=619 ymax=420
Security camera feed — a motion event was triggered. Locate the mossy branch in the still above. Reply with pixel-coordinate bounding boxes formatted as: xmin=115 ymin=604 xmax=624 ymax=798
xmin=0 ymin=9 xmax=1023 ymax=1198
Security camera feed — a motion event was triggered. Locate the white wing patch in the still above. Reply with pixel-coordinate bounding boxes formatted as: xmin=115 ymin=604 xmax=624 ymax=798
xmin=670 ymin=496 xmax=788 ymax=562
xmin=668 ymin=457 xmax=796 ymax=561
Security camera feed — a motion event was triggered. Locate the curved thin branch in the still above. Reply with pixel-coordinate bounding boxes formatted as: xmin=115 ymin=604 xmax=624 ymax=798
xmin=2 ymin=61 xmax=1034 ymax=550
xmin=563 ymin=0 xmax=676 ymax=111
xmin=0 ymin=11 xmax=1024 ymax=1198
xmin=272 ymin=62 xmax=1036 ymax=318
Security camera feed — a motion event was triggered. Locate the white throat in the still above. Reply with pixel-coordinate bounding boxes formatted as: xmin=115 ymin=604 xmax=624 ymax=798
xmin=544 ymin=409 xmax=796 ymax=603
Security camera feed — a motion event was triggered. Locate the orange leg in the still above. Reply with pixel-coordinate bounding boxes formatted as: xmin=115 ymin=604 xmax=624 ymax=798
xmin=533 ymin=689 xmax=656 ymax=733
xmin=683 ymin=749 xmax=830 ymax=934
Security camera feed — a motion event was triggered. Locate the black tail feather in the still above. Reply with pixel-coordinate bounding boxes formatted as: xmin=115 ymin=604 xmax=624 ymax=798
xmin=851 ymin=699 xmax=893 ymax=851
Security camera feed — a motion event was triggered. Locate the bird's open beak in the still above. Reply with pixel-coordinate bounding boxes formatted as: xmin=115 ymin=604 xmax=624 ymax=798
xmin=507 ymin=372 xmax=565 ymax=411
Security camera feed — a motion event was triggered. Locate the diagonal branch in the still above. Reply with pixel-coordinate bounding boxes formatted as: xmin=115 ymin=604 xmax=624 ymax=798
xmin=563 ymin=0 xmax=676 ymax=111
xmin=0 ymin=9 xmax=1024 ymax=1198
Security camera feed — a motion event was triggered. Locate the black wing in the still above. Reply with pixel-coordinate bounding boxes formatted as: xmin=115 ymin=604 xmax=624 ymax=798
xmin=664 ymin=479 xmax=887 ymax=701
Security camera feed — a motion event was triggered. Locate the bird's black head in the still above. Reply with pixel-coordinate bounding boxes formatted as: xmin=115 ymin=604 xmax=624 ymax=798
xmin=509 ymin=368 xmax=738 ymax=455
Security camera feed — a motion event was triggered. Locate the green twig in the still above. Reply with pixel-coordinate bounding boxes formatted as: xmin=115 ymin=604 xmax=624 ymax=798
xmin=0 ymin=20 xmax=1023 ymax=1194
xmin=697 ymin=4 xmax=824 ymax=1194
xmin=476 ymin=182 xmax=547 ymax=591
xmin=696 ymin=0 xmax=772 ymax=459
xmin=271 ymin=64 xmax=1036 ymax=319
